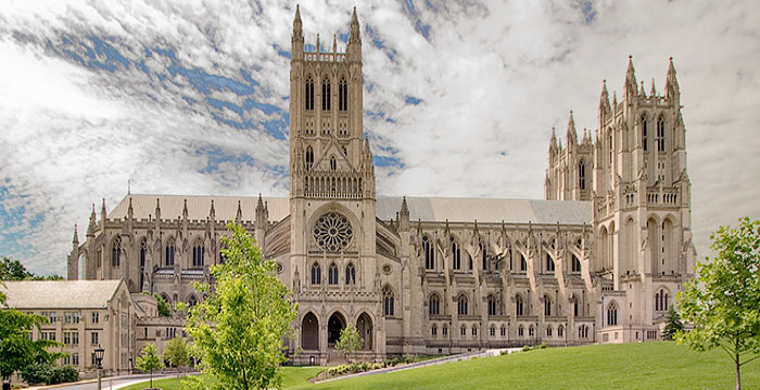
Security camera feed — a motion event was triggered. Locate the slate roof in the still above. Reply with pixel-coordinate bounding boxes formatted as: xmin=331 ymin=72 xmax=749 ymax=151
xmin=1 ymin=280 xmax=123 ymax=309
xmin=109 ymin=194 xmax=591 ymax=225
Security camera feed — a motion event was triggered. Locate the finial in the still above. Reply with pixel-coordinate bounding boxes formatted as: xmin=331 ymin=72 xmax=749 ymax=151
xmin=127 ymin=179 xmax=131 ymax=195
xmin=333 ymin=34 xmax=337 ymax=53
xmin=73 ymin=224 xmax=79 ymax=243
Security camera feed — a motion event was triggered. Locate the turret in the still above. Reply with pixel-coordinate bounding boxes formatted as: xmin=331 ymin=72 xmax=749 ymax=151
xmin=347 ymin=7 xmax=362 ymax=61
xmin=665 ymin=57 xmax=680 ymax=102
xmin=599 ymin=79 xmax=611 ymax=118
xmin=291 ymin=5 xmax=304 ymax=61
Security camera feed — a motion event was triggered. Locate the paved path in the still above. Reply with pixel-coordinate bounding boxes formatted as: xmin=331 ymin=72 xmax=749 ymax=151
xmin=316 ymin=348 xmax=521 ymax=384
xmin=29 ymin=372 xmax=198 ymax=390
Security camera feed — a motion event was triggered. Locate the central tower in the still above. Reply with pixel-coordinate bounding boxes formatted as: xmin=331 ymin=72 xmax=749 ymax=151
xmin=287 ymin=6 xmax=382 ymax=363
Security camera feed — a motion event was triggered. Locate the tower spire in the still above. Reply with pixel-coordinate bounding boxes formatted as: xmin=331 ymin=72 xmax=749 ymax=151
xmin=665 ymin=57 xmax=680 ymax=98
xmin=347 ymin=6 xmax=362 ymax=60
xmin=624 ymin=55 xmax=637 ymax=98
xmin=599 ymin=79 xmax=611 ymax=116
xmin=566 ymin=111 xmax=577 ymax=144
xmin=293 ymin=5 xmax=302 ymax=36
xmin=650 ymin=78 xmax=657 ymax=97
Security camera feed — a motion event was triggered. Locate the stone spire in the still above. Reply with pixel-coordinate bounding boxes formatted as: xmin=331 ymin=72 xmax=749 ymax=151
xmin=665 ymin=57 xmax=680 ymax=98
xmin=72 ymin=224 xmax=79 ymax=245
xmin=236 ymin=200 xmax=243 ymax=223
xmin=182 ymin=199 xmax=189 ymax=220
xmin=291 ymin=5 xmax=304 ymax=61
xmin=650 ymin=78 xmax=657 ymax=97
xmin=624 ymin=55 xmax=637 ymax=99
xmin=293 ymin=4 xmax=303 ymax=37
xmin=333 ymin=34 xmax=337 ymax=53
xmin=87 ymin=204 xmax=96 ymax=237
xmin=549 ymin=127 xmax=558 ymax=153
xmin=255 ymin=193 xmax=268 ymax=230
xmin=566 ymin=111 xmax=577 ymax=145
xmin=154 ymin=198 xmax=161 ymax=221
xmin=347 ymin=7 xmax=362 ymax=61
xmin=127 ymin=197 xmax=134 ymax=221
xmin=599 ymin=79 xmax=610 ymax=117
xmin=209 ymin=199 xmax=215 ymax=219
xmin=349 ymin=7 xmax=361 ymax=43
xmin=640 ymin=81 xmax=647 ymax=98
xmin=399 ymin=196 xmax=409 ymax=231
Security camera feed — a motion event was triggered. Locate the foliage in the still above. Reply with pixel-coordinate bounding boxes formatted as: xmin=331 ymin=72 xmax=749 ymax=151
xmin=184 ymin=221 xmax=299 ymax=390
xmin=334 ymin=324 xmax=363 ymax=363
xmin=136 ymin=343 xmax=164 ymax=389
xmin=325 ymin=362 xmax=383 ymax=378
xmin=20 ymin=362 xmax=78 ymax=385
xmin=0 ymin=285 xmax=63 ymax=379
xmin=676 ymin=217 xmax=760 ymax=390
xmin=143 ymin=292 xmax=173 ymax=317
xmin=663 ymin=307 xmax=684 ymax=341
xmin=164 ymin=337 xmax=191 ymax=370
xmin=0 ymin=257 xmax=62 ymax=281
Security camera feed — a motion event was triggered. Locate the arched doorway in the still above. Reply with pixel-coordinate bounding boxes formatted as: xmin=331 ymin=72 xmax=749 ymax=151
xmin=301 ymin=312 xmax=319 ymax=351
xmin=327 ymin=312 xmax=346 ymax=347
xmin=356 ymin=312 xmax=373 ymax=350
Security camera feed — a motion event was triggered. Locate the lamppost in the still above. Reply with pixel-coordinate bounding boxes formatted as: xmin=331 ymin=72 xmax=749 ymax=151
xmin=94 ymin=346 xmax=105 ymax=390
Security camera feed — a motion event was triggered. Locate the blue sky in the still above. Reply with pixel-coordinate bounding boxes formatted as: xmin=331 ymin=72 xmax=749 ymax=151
xmin=1 ymin=0 xmax=759 ymax=275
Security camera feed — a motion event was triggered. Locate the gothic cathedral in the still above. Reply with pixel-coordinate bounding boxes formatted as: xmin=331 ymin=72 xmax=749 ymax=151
xmin=67 ymin=6 xmax=696 ymax=363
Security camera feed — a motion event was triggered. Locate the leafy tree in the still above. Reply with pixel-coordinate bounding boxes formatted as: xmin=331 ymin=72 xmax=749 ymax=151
xmin=335 ymin=324 xmax=364 ymax=363
xmin=0 ymin=257 xmax=33 ymax=280
xmin=676 ymin=217 xmax=760 ymax=390
xmin=184 ymin=221 xmax=298 ymax=390
xmin=163 ymin=337 xmax=191 ymax=370
xmin=0 ymin=283 xmax=63 ymax=383
xmin=663 ymin=307 xmax=684 ymax=341
xmin=136 ymin=342 xmax=164 ymax=389
xmin=143 ymin=292 xmax=172 ymax=317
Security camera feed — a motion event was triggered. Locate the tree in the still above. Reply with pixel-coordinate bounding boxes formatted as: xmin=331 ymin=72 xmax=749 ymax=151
xmin=184 ymin=221 xmax=298 ymax=390
xmin=0 ymin=257 xmax=32 ymax=280
xmin=143 ymin=292 xmax=172 ymax=317
xmin=136 ymin=343 xmax=164 ymax=389
xmin=676 ymin=217 xmax=760 ymax=390
xmin=334 ymin=324 xmax=363 ymax=363
xmin=0 ymin=283 xmax=62 ymax=383
xmin=163 ymin=337 xmax=190 ymax=371
xmin=662 ymin=307 xmax=684 ymax=341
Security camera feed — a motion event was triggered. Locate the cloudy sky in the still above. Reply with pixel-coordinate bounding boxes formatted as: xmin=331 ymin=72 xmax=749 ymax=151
xmin=1 ymin=0 xmax=758 ymax=276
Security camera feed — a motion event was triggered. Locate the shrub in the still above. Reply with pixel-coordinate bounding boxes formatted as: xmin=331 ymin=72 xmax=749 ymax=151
xmin=538 ymin=343 xmax=548 ymax=350
xmin=21 ymin=363 xmax=79 ymax=385
xmin=500 ymin=350 xmax=510 ymax=356
xmin=522 ymin=345 xmax=532 ymax=352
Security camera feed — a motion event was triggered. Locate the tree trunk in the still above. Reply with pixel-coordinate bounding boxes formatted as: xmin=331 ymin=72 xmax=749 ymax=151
xmin=735 ymin=353 xmax=741 ymax=390
xmin=150 ymin=369 xmax=153 ymax=389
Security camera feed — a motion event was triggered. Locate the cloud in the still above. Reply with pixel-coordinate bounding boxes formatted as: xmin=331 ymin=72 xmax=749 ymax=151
xmin=1 ymin=0 xmax=759 ymax=275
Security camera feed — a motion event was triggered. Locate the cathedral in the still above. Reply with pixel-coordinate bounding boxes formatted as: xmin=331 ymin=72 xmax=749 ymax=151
xmin=66 ymin=6 xmax=696 ymax=364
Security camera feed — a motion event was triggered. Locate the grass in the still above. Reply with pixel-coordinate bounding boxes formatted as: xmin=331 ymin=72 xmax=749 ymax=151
xmin=119 ymin=342 xmax=760 ymax=390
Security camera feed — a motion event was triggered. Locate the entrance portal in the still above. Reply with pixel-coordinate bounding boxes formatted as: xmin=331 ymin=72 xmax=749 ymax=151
xmin=356 ymin=312 xmax=373 ymax=350
xmin=327 ymin=312 xmax=346 ymax=346
xmin=301 ymin=312 xmax=319 ymax=350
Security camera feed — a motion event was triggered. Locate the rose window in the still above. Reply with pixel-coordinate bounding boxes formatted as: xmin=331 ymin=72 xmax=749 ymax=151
xmin=313 ymin=212 xmax=353 ymax=252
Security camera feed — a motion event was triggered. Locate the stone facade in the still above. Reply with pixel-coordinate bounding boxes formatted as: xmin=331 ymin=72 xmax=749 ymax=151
xmin=67 ymin=6 xmax=696 ymax=364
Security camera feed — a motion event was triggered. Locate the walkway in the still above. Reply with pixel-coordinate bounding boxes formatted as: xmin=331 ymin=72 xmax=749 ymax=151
xmin=27 ymin=371 xmax=198 ymax=390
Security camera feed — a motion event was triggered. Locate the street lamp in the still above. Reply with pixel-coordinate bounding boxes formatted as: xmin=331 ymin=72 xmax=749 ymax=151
xmin=94 ymin=346 xmax=105 ymax=390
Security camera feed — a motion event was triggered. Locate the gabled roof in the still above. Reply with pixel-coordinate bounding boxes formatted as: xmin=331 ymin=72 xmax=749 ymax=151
xmin=108 ymin=194 xmax=591 ymax=225
xmin=1 ymin=280 xmax=123 ymax=309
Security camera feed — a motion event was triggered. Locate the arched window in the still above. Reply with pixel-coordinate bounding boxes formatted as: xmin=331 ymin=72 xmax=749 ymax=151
xmin=608 ymin=132 xmax=613 ymax=168
xmin=579 ymin=160 xmax=586 ymax=190
xmin=641 ymin=115 xmax=648 ymax=152
xmin=520 ymin=254 xmax=527 ymax=272
xmin=339 ymin=77 xmax=348 ymax=111
xmin=305 ymin=76 xmax=314 ymax=110
xmin=516 ymin=295 xmax=524 ymax=317
xmin=429 ymin=294 xmax=440 ymax=316
xmin=188 ymin=295 xmax=198 ymax=307
xmin=546 ymin=325 xmax=553 ymax=337
xmin=655 ymin=289 xmax=669 ymax=312
xmin=480 ymin=242 xmax=487 ymax=271
xmin=192 ymin=240 xmax=205 ymax=268
xmin=558 ymin=324 xmax=564 ymax=337
xmin=219 ymin=242 xmax=228 ymax=264
xmin=383 ymin=286 xmax=395 ymax=316
xmin=451 ymin=237 xmax=461 ymax=270
xmin=345 ymin=263 xmax=355 ymax=285
xmin=529 ymin=325 xmax=535 ymax=337
xmin=607 ymin=302 xmax=618 ymax=326
xmin=518 ymin=326 xmax=524 ymax=337
xmin=544 ymin=295 xmax=552 ymax=316
xmin=546 ymin=254 xmax=555 ymax=272
xmin=305 ymin=146 xmax=314 ymax=170
xmin=460 ymin=326 xmax=467 ymax=336
xmin=328 ymin=263 xmax=338 ymax=285
xmin=311 ymin=262 xmax=321 ymax=285
xmin=500 ymin=326 xmax=507 ymax=337
xmin=490 ymin=326 xmax=496 ymax=337
xmin=165 ymin=238 xmax=175 ymax=267
xmin=488 ymin=295 xmax=497 ymax=316
xmin=112 ymin=236 xmax=121 ymax=267
xmin=321 ymin=77 xmax=331 ymax=111
xmin=457 ymin=294 xmax=468 ymax=316
xmin=572 ymin=255 xmax=581 ymax=273
xmin=656 ymin=116 xmax=665 ymax=152
xmin=330 ymin=156 xmax=337 ymax=171
xmin=431 ymin=325 xmax=437 ymax=336
xmin=472 ymin=326 xmax=477 ymax=336
xmin=140 ymin=238 xmax=147 ymax=268
xmin=423 ymin=236 xmax=434 ymax=270
xmin=573 ymin=296 xmax=580 ymax=317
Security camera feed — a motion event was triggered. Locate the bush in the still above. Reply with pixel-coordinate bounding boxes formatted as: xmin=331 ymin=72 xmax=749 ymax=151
xmin=21 ymin=363 xmax=79 ymax=385
xmin=538 ymin=343 xmax=548 ymax=350
xmin=500 ymin=350 xmax=510 ymax=356
xmin=522 ymin=345 xmax=532 ymax=352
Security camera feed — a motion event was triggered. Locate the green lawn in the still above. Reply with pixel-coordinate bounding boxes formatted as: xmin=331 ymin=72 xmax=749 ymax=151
xmin=120 ymin=342 xmax=759 ymax=390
